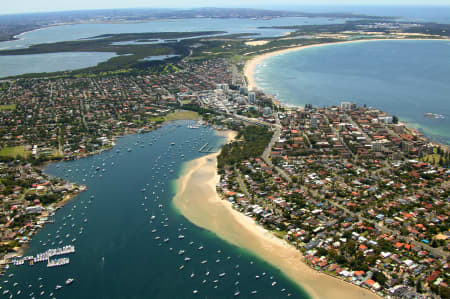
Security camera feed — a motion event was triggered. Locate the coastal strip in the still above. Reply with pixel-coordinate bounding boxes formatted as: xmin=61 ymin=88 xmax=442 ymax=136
xmin=244 ymin=38 xmax=450 ymax=92
xmin=173 ymin=130 xmax=380 ymax=299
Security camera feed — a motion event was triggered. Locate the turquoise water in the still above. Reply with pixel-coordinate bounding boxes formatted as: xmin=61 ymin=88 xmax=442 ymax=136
xmin=254 ymin=40 xmax=450 ymax=144
xmin=0 ymin=52 xmax=118 ymax=78
xmin=1 ymin=121 xmax=309 ymax=298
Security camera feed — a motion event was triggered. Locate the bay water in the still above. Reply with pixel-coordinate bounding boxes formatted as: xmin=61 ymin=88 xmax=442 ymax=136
xmin=1 ymin=121 xmax=309 ymax=299
xmin=254 ymin=39 xmax=450 ymax=144
xmin=0 ymin=17 xmax=348 ymax=78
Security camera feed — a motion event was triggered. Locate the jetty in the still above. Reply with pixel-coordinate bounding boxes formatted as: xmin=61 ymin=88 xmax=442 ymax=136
xmin=198 ymin=143 xmax=218 ymax=153
xmin=11 ymin=245 xmax=75 ymax=266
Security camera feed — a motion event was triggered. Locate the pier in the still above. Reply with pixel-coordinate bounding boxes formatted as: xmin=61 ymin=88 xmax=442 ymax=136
xmin=11 ymin=245 xmax=75 ymax=266
xmin=198 ymin=143 xmax=218 ymax=153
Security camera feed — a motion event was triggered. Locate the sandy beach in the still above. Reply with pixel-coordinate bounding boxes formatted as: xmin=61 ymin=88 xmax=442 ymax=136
xmin=173 ymin=130 xmax=379 ymax=299
xmin=244 ymin=38 xmax=449 ymax=92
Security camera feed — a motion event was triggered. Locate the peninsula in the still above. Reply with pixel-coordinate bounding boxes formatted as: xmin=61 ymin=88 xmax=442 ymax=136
xmin=0 ymin=8 xmax=448 ymax=298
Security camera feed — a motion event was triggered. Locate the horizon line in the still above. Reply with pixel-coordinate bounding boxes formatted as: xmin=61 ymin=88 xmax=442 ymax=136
xmin=1 ymin=4 xmax=450 ymax=17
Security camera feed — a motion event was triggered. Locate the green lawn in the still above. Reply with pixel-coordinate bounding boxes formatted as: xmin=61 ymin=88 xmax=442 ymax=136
xmin=164 ymin=111 xmax=199 ymax=121
xmin=0 ymin=146 xmax=30 ymax=158
xmin=0 ymin=104 xmax=16 ymax=111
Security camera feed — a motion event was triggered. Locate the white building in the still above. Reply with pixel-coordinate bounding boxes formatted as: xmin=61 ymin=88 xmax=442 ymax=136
xmin=341 ymin=101 xmax=352 ymax=111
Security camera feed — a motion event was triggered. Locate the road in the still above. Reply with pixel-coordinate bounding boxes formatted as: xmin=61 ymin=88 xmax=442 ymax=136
xmin=235 ymin=168 xmax=251 ymax=199
xmin=307 ymin=187 xmax=449 ymax=259
xmin=236 ymin=112 xmax=448 ymax=260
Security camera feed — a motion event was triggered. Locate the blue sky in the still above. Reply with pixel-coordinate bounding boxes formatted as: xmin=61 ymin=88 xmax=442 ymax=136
xmin=3 ymin=0 xmax=450 ymax=15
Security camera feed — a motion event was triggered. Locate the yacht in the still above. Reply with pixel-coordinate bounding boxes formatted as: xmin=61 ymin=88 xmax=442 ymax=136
xmin=65 ymin=278 xmax=74 ymax=285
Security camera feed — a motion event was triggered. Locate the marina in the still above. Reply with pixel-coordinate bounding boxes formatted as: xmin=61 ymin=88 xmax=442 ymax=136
xmin=0 ymin=120 xmax=308 ymax=298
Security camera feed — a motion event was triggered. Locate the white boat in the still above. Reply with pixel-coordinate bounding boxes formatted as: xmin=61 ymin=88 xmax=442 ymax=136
xmin=65 ymin=278 xmax=74 ymax=285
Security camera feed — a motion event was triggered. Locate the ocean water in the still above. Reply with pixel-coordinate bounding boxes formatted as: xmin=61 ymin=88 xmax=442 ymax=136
xmin=254 ymin=40 xmax=450 ymax=144
xmin=0 ymin=121 xmax=309 ymax=299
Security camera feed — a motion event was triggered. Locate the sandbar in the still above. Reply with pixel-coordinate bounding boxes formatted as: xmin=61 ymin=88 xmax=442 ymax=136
xmin=173 ymin=130 xmax=380 ymax=299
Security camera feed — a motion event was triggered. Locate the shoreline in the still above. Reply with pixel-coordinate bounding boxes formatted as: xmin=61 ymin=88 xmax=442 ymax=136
xmin=0 ymin=190 xmax=84 ymax=267
xmin=244 ymin=38 xmax=450 ymax=92
xmin=243 ymin=38 xmax=450 ymax=145
xmin=173 ymin=130 xmax=380 ymax=299
xmin=0 ymin=117 xmax=192 ymax=264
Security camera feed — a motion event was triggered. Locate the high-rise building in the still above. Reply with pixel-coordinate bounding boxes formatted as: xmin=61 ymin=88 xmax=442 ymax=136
xmin=310 ymin=116 xmax=318 ymax=128
xmin=239 ymin=86 xmax=248 ymax=95
xmin=248 ymin=92 xmax=256 ymax=104
xmin=372 ymin=141 xmax=383 ymax=152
